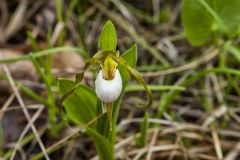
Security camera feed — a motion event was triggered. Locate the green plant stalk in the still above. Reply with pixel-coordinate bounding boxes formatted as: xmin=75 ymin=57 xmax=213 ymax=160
xmin=28 ymin=31 xmax=51 ymax=70
xmin=125 ymin=84 xmax=185 ymax=92
xmin=45 ymin=29 xmax=59 ymax=134
xmin=219 ymin=48 xmax=226 ymax=68
xmin=27 ymin=32 xmax=40 ymax=52
xmin=44 ymin=54 xmax=58 ymax=134
xmin=78 ymin=15 xmax=87 ymax=52
xmin=20 ymin=85 xmax=47 ymax=105
xmin=29 ymin=54 xmax=58 ymax=133
xmin=56 ymin=0 xmax=65 ymax=44
xmin=203 ymin=77 xmax=213 ymax=113
xmin=0 ymin=47 xmax=86 ymax=63
xmin=66 ymin=0 xmax=79 ymax=21
xmin=42 ymin=70 xmax=58 ymax=135
xmin=157 ymin=67 xmax=240 ymax=118
xmin=47 ymin=94 xmax=58 ymax=133
xmin=77 ymin=4 xmax=97 ymax=53
xmin=56 ymin=0 xmax=63 ymax=23
xmin=29 ymin=55 xmax=48 ymax=84
xmin=46 ymin=28 xmax=53 ymax=80
xmin=137 ymin=64 xmax=166 ymax=72
xmin=28 ymin=31 xmax=60 ymax=134
xmin=135 ymin=112 xmax=149 ymax=147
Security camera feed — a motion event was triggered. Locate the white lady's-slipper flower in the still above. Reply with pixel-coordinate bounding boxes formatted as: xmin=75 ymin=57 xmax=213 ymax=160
xmin=95 ymin=56 xmax=122 ymax=102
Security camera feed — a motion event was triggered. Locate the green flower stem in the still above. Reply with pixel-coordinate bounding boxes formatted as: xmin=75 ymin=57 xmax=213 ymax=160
xmin=108 ymin=103 xmax=113 ymax=132
xmin=111 ymin=99 xmax=121 ymax=144
xmin=105 ymin=102 xmax=113 ymax=135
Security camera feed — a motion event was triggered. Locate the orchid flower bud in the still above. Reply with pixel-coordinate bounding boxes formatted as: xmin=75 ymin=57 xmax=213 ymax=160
xmin=95 ymin=56 xmax=122 ymax=102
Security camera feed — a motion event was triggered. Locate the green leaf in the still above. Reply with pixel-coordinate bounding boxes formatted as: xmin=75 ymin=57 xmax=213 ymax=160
xmin=181 ymin=0 xmax=240 ymax=46
xmin=87 ymin=128 xmax=114 ymax=160
xmin=98 ymin=20 xmax=117 ymax=51
xmin=121 ymin=44 xmax=137 ymax=68
xmin=58 ymin=79 xmax=98 ymax=125
xmin=181 ymin=0 xmax=214 ymax=46
xmin=118 ymin=44 xmax=138 ymax=87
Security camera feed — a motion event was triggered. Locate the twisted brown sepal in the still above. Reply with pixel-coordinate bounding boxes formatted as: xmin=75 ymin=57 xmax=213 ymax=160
xmin=111 ymin=55 xmax=153 ymax=109
xmin=126 ymin=66 xmax=153 ymax=109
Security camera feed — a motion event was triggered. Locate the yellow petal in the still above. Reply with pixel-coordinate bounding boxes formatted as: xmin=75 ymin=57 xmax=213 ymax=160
xmin=103 ymin=55 xmax=116 ymax=80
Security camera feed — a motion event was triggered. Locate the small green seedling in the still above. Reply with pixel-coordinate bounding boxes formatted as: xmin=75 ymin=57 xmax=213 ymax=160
xmin=58 ymin=20 xmax=153 ymax=160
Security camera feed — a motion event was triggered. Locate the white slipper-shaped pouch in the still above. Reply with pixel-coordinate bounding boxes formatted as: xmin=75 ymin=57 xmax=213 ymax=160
xmin=95 ymin=69 xmax=122 ymax=102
